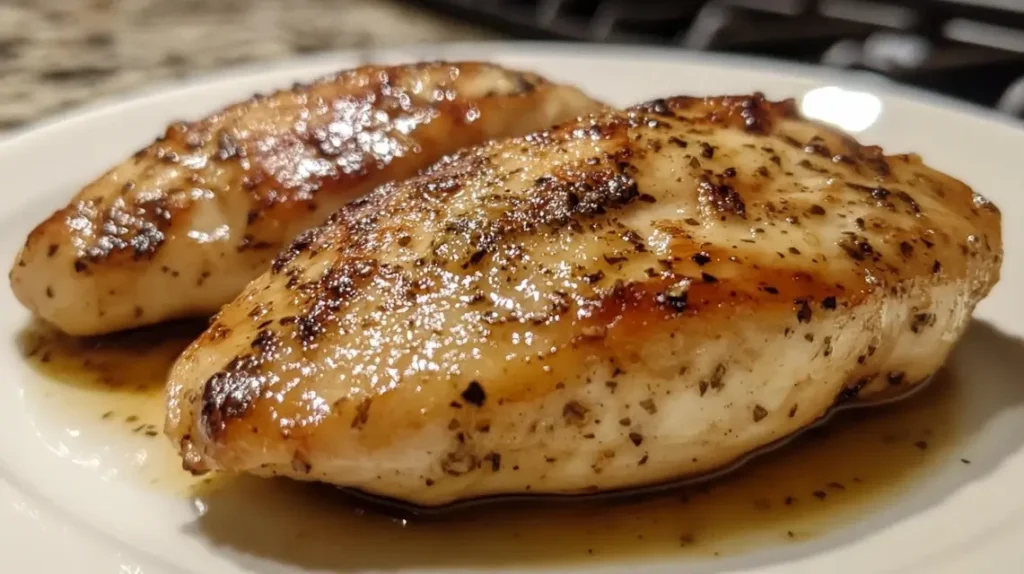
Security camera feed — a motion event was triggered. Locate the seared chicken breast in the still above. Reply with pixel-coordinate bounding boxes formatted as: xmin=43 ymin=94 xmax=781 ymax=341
xmin=166 ymin=94 xmax=1001 ymax=507
xmin=11 ymin=62 xmax=603 ymax=335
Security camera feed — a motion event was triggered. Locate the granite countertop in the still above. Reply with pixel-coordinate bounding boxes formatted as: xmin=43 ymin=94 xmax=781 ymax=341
xmin=0 ymin=0 xmax=496 ymax=130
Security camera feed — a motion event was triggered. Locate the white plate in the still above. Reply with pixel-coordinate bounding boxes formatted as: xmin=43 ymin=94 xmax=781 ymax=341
xmin=1 ymin=42 xmax=1022 ymax=574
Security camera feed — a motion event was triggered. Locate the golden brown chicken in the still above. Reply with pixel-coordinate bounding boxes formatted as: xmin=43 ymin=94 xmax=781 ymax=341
xmin=166 ymin=94 xmax=1001 ymax=507
xmin=10 ymin=62 xmax=603 ymax=335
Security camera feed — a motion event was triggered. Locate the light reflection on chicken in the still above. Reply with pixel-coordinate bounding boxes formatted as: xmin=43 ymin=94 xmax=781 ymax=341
xmin=165 ymin=94 xmax=1000 ymax=507
xmin=10 ymin=62 xmax=603 ymax=335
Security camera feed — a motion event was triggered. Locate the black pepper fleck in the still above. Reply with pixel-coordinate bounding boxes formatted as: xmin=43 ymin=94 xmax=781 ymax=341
xmin=752 ymin=405 xmax=768 ymax=422
xmin=487 ymin=452 xmax=502 ymax=472
xmin=795 ymin=299 xmax=812 ymax=323
xmin=563 ymin=400 xmax=589 ymax=425
xmin=691 ymin=252 xmax=711 ymax=266
xmin=461 ymin=381 xmax=487 ymax=407
xmin=911 ymin=313 xmax=935 ymax=334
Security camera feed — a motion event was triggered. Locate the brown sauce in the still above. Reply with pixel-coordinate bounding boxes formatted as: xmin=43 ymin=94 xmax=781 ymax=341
xmin=17 ymin=320 xmax=963 ymax=568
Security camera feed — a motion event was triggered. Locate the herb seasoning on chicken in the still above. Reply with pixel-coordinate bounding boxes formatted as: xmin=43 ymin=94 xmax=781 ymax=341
xmin=10 ymin=62 xmax=604 ymax=335
xmin=166 ymin=94 xmax=1001 ymax=506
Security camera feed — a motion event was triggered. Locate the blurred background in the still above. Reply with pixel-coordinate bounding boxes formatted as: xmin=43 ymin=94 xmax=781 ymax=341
xmin=0 ymin=0 xmax=1022 ymax=132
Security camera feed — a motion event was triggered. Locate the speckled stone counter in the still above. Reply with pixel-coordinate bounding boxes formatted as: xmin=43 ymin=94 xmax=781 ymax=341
xmin=0 ymin=0 xmax=495 ymax=130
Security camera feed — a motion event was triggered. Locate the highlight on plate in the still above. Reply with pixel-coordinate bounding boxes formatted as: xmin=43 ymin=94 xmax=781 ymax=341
xmin=9 ymin=61 xmax=1002 ymax=517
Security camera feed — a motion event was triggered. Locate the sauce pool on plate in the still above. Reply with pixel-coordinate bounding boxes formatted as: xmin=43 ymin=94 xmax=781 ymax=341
xmin=17 ymin=320 xmax=964 ymax=567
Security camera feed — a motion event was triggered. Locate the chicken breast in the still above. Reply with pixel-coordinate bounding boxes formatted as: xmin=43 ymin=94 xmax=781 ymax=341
xmin=166 ymin=94 xmax=1001 ymax=507
xmin=10 ymin=62 xmax=603 ymax=336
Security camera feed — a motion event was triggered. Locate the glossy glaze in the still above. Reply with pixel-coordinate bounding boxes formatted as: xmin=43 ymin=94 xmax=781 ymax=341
xmin=165 ymin=94 xmax=999 ymax=506
xmin=10 ymin=62 xmax=604 ymax=335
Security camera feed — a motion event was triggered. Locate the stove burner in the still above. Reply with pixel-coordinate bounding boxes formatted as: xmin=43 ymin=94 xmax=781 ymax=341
xmin=411 ymin=0 xmax=1024 ymax=117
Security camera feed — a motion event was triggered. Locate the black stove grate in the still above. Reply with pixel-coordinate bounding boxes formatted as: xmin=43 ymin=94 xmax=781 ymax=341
xmin=410 ymin=0 xmax=1024 ymax=117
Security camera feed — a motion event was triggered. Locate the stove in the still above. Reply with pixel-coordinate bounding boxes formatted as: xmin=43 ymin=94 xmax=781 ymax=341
xmin=410 ymin=0 xmax=1024 ymax=117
